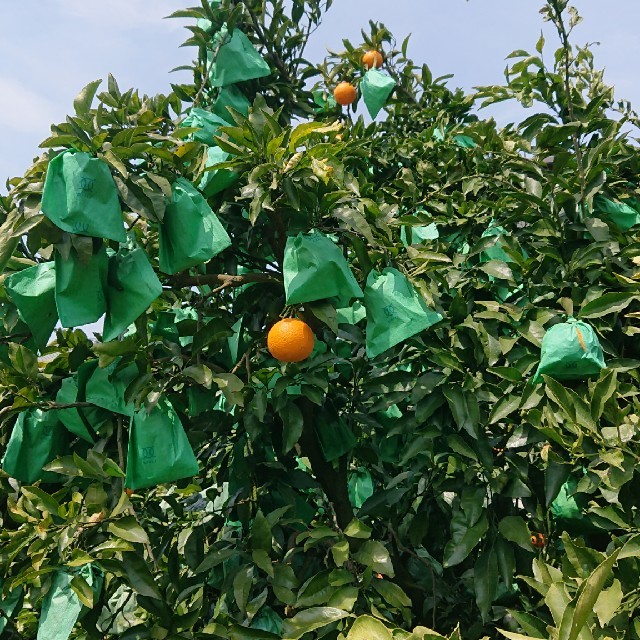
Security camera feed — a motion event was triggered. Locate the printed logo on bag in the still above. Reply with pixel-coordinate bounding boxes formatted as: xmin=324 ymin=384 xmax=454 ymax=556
xmin=563 ymin=362 xmax=579 ymax=370
xmin=77 ymin=176 xmax=96 ymax=196
xmin=72 ymin=222 xmax=89 ymax=233
xmin=383 ymin=304 xmax=397 ymax=318
xmin=141 ymin=446 xmax=156 ymax=464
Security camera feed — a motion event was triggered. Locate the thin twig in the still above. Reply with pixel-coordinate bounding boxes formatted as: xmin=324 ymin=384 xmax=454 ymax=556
xmin=0 ymin=605 xmax=23 ymax=638
xmin=170 ymin=272 xmax=281 ymax=289
xmin=551 ymin=1 xmax=587 ymax=208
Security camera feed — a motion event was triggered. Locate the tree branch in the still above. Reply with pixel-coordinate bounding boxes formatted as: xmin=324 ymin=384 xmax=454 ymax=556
xmin=297 ymin=398 xmax=353 ymax=531
xmin=170 ymin=272 xmax=281 ymax=289
xmin=243 ymin=2 xmax=293 ymax=84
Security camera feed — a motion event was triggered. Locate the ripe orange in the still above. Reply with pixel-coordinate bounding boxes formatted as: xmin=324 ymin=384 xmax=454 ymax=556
xmin=362 ymin=50 xmax=384 ymax=69
xmin=268 ymin=318 xmax=315 ymax=362
xmin=333 ymin=82 xmax=357 ymax=107
xmin=531 ymin=532 xmax=546 ymax=548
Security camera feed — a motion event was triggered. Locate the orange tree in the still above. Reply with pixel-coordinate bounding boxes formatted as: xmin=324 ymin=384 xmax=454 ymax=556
xmin=2 ymin=1 xmax=640 ymax=638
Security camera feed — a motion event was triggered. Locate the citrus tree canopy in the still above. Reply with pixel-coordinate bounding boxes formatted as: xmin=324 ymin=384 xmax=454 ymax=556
xmin=2 ymin=1 xmax=640 ymax=638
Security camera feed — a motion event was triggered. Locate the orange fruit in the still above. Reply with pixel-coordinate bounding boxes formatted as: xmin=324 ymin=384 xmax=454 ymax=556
xmin=268 ymin=318 xmax=315 ymax=363
xmin=362 ymin=50 xmax=384 ymax=69
xmin=125 ymin=488 xmax=134 ymax=498
xmin=531 ymin=533 xmax=546 ymax=548
xmin=334 ymin=82 xmax=357 ymax=107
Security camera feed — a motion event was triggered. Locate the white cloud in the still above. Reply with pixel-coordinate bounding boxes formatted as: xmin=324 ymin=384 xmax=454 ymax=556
xmin=0 ymin=77 xmax=59 ymax=135
xmin=56 ymin=0 xmax=184 ymax=30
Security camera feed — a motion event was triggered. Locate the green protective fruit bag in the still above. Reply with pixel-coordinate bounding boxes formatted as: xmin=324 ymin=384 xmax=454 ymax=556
xmin=532 ymin=317 xmax=605 ymax=383
xmin=364 ymin=268 xmax=442 ymax=358
xmin=452 ymin=134 xmax=476 ymax=148
xmin=361 ymin=68 xmax=395 ymax=119
xmin=213 ymin=85 xmax=251 ymax=120
xmin=181 ymin=107 xmax=230 ymax=145
xmin=348 ymin=467 xmax=374 ymax=509
xmin=56 ymin=377 xmax=99 ymax=443
xmin=125 ymin=397 xmax=199 ymax=490
xmin=103 ymin=245 xmax=163 ymax=342
xmin=41 ymin=150 xmax=127 ymax=242
xmin=199 ymin=145 xmax=238 ymax=197
xmin=158 ymin=177 xmax=231 ymax=274
xmin=283 ymin=230 xmax=363 ymax=305
xmin=594 ymin=195 xmax=640 ymax=231
xmin=551 ymin=474 xmax=586 ymax=521
xmin=313 ymin=89 xmax=337 ymax=114
xmin=55 ymin=244 xmax=108 ymax=328
xmin=37 ymin=564 xmax=102 ymax=640
xmin=2 ymin=408 xmax=67 ymax=484
xmin=0 ymin=580 xmax=22 ymax=635
xmin=480 ymin=225 xmax=513 ymax=263
xmin=209 ymin=28 xmax=271 ymax=87
xmin=4 ymin=262 xmax=58 ymax=351
xmin=336 ymin=299 xmax=367 ymax=325
xmin=401 ymin=222 xmax=439 ymax=247
xmin=314 ymin=409 xmax=357 ymax=462
xmin=85 ymin=359 xmax=138 ymax=416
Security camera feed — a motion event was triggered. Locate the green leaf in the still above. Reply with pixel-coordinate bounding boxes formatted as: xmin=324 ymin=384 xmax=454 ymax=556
xmin=331 ymin=540 xmax=349 ymax=567
xmin=73 ymin=79 xmax=102 ymax=117
xmin=346 ymin=615 xmax=393 ymax=640
xmin=593 ymin=578 xmax=623 ymax=627
xmin=474 ymin=549 xmax=498 ymax=622
xmin=280 ymin=402 xmax=303 ymax=454
xmin=443 ymin=513 xmax=489 ymax=568
xmin=563 ymin=549 xmax=620 ymax=640
xmin=183 ymin=364 xmax=213 ymax=388
xmin=344 ymin=519 xmax=372 ymax=539
xmin=281 ymin=607 xmax=349 ymax=640
xmin=234 ymin=565 xmax=254 ymax=615
xmin=8 ymin=343 xmax=38 ymax=378
xmin=579 ymin=292 xmax=637 ymax=319
xmin=70 ymin=574 xmax=94 ymax=608
xmin=252 ymin=549 xmax=274 ymax=578
xmin=479 ymin=260 xmax=514 ymax=281
xmin=108 ymin=516 xmax=150 ymax=545
xmin=353 ymin=540 xmax=394 ymax=577
xmin=22 ymin=487 xmax=60 ymax=515
xmin=372 ymin=579 xmax=412 ymax=608
xmin=444 ymin=386 xmax=480 ymax=438
xmin=590 ymin=369 xmax=617 ymax=421
xmin=498 ymin=516 xmax=532 ymax=551
xmin=250 ymin=510 xmax=272 ymax=552
xmin=122 ymin=552 xmax=162 ymax=599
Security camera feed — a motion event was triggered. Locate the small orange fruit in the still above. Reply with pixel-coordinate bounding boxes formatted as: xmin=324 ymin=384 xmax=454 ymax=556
xmin=333 ymin=82 xmax=357 ymax=107
xmin=268 ymin=318 xmax=315 ymax=363
xmin=362 ymin=50 xmax=384 ymax=69
xmin=531 ymin=532 xmax=546 ymax=548
xmin=125 ymin=488 xmax=134 ymax=498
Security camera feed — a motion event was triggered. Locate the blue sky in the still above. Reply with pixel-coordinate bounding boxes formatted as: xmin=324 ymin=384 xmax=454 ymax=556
xmin=1 ymin=1 xmax=639 ymax=189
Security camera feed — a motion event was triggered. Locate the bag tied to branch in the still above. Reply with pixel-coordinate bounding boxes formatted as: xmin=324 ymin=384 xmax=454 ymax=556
xmin=2 ymin=408 xmax=67 ymax=484
xmin=361 ymin=68 xmax=395 ymax=119
xmin=125 ymin=397 xmax=199 ymax=490
xmin=209 ymin=28 xmax=271 ymax=87
xmin=54 ymin=244 xmax=108 ymax=328
xmin=364 ymin=268 xmax=442 ymax=358
xmin=41 ymin=150 xmax=127 ymax=242
xmin=283 ymin=230 xmax=363 ymax=305
xmin=532 ymin=318 xmax=605 ymax=383
xmin=103 ymin=245 xmax=163 ymax=342
xmin=4 ymin=262 xmax=58 ymax=351
xmin=158 ymin=177 xmax=231 ymax=274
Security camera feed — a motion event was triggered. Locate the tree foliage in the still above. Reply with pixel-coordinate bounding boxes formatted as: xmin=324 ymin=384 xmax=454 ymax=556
xmin=2 ymin=1 xmax=640 ymax=638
